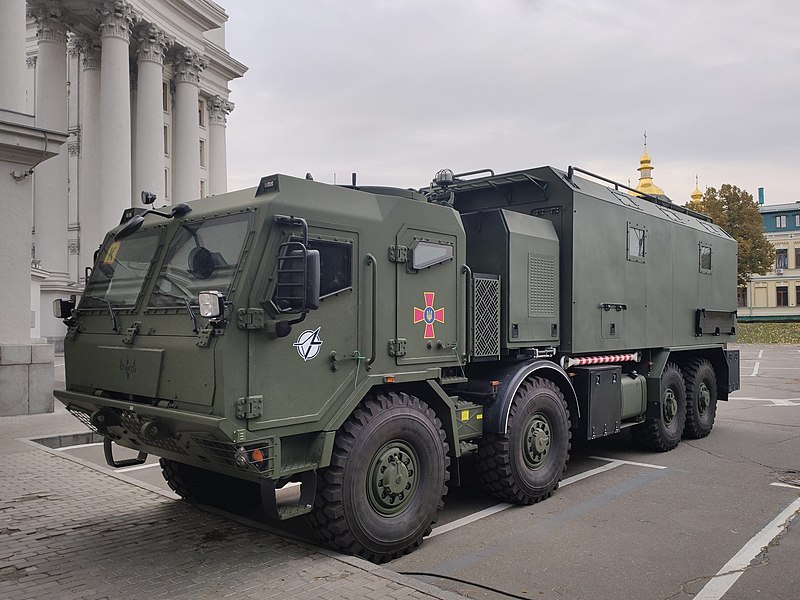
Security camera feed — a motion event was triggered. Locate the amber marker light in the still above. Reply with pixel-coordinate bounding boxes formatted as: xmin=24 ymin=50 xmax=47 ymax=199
xmin=384 ymin=376 xmax=396 ymax=383
xmin=250 ymin=448 xmax=265 ymax=463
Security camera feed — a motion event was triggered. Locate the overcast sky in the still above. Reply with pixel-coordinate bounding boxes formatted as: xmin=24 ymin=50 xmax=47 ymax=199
xmin=222 ymin=0 xmax=800 ymax=206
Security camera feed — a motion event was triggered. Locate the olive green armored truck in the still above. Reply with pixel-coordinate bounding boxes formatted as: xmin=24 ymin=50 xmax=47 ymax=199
xmin=54 ymin=165 xmax=740 ymax=562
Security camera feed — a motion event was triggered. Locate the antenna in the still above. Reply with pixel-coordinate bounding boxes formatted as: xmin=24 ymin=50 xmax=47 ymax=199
xmin=352 ymin=172 xmax=357 ymax=187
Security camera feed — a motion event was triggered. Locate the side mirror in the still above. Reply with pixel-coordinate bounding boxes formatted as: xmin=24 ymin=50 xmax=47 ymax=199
xmin=189 ymin=247 xmax=215 ymax=279
xmin=273 ymin=247 xmax=320 ymax=312
xmin=306 ymin=249 xmax=320 ymax=310
xmin=114 ymin=214 xmax=145 ymax=241
xmin=53 ymin=295 xmax=77 ymax=319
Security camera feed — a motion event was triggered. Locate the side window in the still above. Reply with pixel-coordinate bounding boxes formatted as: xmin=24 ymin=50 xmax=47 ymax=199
xmin=699 ymin=244 xmax=712 ymax=274
xmin=411 ymin=240 xmax=454 ymax=270
xmin=627 ymin=223 xmax=646 ymax=263
xmin=308 ymin=239 xmax=353 ymax=298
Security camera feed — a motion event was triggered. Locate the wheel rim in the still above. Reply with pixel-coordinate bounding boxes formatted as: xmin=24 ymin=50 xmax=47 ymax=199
xmin=663 ymin=388 xmax=678 ymax=425
xmin=366 ymin=440 xmax=419 ymax=516
xmin=697 ymin=381 xmax=711 ymax=415
xmin=522 ymin=412 xmax=551 ymax=470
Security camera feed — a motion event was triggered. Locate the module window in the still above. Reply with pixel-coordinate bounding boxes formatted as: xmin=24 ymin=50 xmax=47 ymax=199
xmin=627 ymin=224 xmax=646 ymax=263
xmin=699 ymin=244 xmax=712 ymax=274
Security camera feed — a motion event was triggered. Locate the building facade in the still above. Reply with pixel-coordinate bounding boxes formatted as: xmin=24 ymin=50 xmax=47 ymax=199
xmin=23 ymin=0 xmax=247 ymax=349
xmin=739 ymin=202 xmax=800 ymax=321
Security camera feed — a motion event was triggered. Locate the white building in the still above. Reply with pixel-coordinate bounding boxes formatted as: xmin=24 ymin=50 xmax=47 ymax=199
xmin=25 ymin=0 xmax=247 ymax=350
xmin=0 ymin=0 xmax=246 ymax=415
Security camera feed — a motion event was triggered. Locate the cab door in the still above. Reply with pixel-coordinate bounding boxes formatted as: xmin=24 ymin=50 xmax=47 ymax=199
xmin=247 ymin=227 xmax=360 ymax=430
xmin=394 ymin=226 xmax=461 ymax=366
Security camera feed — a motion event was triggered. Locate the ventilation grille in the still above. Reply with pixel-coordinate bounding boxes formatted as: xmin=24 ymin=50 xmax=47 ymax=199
xmin=473 ymin=274 xmax=500 ymax=359
xmin=529 ymin=253 xmax=556 ymax=318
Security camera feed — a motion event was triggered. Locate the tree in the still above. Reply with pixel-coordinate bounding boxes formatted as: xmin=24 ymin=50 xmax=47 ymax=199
xmin=685 ymin=184 xmax=773 ymax=287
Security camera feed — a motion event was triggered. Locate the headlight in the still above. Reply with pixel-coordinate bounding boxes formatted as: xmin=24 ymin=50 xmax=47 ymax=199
xmin=53 ymin=296 xmax=76 ymax=318
xmin=198 ymin=291 xmax=225 ymax=318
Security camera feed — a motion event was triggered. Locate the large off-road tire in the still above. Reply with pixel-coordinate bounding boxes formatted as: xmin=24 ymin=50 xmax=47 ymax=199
xmin=160 ymin=458 xmax=261 ymax=511
xmin=476 ymin=377 xmax=571 ymax=504
xmin=632 ymin=362 xmax=686 ymax=452
xmin=308 ymin=392 xmax=449 ymax=563
xmin=682 ymin=359 xmax=718 ymax=439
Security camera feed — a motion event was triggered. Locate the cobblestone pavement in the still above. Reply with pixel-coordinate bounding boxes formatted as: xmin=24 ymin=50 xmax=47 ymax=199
xmin=0 ymin=406 xmax=462 ymax=600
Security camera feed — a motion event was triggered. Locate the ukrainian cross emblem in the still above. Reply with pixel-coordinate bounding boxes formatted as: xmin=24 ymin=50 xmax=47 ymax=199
xmin=414 ymin=292 xmax=445 ymax=339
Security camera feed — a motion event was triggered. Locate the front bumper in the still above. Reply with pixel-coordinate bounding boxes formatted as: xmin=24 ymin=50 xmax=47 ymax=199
xmin=54 ymin=389 xmax=276 ymax=480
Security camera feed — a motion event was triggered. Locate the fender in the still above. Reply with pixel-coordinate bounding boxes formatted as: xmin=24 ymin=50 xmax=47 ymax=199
xmin=482 ymin=359 xmax=579 ymax=434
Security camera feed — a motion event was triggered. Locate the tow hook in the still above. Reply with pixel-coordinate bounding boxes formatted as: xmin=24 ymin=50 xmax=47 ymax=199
xmin=103 ymin=437 xmax=148 ymax=469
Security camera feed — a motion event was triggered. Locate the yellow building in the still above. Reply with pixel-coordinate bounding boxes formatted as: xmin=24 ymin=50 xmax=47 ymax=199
xmin=739 ymin=202 xmax=800 ymax=321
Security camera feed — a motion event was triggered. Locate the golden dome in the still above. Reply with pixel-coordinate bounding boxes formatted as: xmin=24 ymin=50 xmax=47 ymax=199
xmin=691 ymin=178 xmax=703 ymax=202
xmin=635 ymin=143 xmax=664 ymax=195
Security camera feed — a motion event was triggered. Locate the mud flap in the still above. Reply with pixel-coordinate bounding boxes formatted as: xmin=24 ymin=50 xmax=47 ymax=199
xmin=261 ymin=470 xmax=316 ymax=520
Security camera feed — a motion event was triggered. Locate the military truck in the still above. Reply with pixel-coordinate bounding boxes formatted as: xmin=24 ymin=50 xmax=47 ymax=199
xmin=53 ymin=165 xmax=740 ymax=562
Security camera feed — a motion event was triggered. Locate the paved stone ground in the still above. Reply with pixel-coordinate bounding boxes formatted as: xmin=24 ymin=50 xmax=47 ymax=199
xmin=0 ymin=404 xmax=461 ymax=600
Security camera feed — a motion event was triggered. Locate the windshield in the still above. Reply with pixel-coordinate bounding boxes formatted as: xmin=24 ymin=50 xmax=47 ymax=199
xmin=149 ymin=212 xmax=251 ymax=307
xmin=80 ymin=229 xmax=162 ymax=309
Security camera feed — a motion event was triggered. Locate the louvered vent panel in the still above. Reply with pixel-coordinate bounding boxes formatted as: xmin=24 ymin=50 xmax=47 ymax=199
xmin=529 ymin=253 xmax=556 ymax=318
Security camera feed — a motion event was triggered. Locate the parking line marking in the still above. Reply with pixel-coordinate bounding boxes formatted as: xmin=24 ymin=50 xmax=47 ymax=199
xmin=750 ymin=362 xmax=760 ymax=377
xmin=57 ymin=442 xmax=104 ymax=451
xmin=428 ymin=461 xmax=625 ymax=538
xmin=732 ymin=397 xmax=800 ymax=407
xmin=694 ymin=496 xmax=800 ymax=600
xmin=590 ymin=456 xmax=668 ymax=470
xmin=771 ymin=482 xmax=800 ymax=490
xmin=428 ymin=503 xmax=513 ymax=538
xmin=116 ymin=462 xmax=161 ymax=473
xmin=758 ymin=349 xmax=763 ymax=359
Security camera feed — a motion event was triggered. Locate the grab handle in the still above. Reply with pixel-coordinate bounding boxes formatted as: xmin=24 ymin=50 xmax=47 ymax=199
xmin=365 ymin=254 xmax=377 ymax=369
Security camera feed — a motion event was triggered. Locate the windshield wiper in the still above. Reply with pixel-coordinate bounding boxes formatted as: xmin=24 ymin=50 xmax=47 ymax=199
xmin=83 ymin=295 xmax=119 ymax=332
xmin=151 ymin=289 xmax=199 ymax=333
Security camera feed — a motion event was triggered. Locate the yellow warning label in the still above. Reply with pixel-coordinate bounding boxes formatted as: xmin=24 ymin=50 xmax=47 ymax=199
xmin=476 ymin=413 xmax=483 ymax=420
xmin=461 ymin=410 xmax=470 ymax=421
xmin=102 ymin=241 xmax=120 ymax=265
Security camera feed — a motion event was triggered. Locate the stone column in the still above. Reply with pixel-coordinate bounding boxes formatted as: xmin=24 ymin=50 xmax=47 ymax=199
xmin=76 ymin=36 xmax=102 ymax=273
xmin=98 ymin=0 xmax=138 ymax=233
xmin=0 ymin=0 xmax=67 ymax=415
xmin=25 ymin=56 xmax=37 ymax=114
xmin=208 ymin=95 xmax=233 ymax=196
xmin=172 ymin=48 xmax=208 ymax=203
xmin=0 ymin=0 xmax=27 ymax=113
xmin=134 ymin=25 xmax=172 ymax=206
xmin=30 ymin=3 xmax=71 ymax=346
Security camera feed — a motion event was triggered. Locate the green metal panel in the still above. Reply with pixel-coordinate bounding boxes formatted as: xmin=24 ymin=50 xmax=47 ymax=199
xmin=395 ymin=226 xmax=461 ymax=365
xmin=452 ymin=166 xmax=737 ymax=355
xmin=66 ymin=343 xmax=164 ymax=398
xmin=462 ymin=209 xmax=559 ymax=349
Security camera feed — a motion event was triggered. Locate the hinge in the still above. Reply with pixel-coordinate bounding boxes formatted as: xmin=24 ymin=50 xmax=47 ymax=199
xmin=237 ymin=307 xmax=265 ymax=330
xmin=196 ymin=325 xmax=214 ymax=347
xmin=123 ymin=322 xmax=141 ymax=345
xmin=65 ymin=324 xmax=80 ymax=341
xmin=389 ymin=245 xmax=408 ymax=263
xmin=388 ymin=338 xmax=407 ymax=357
xmin=236 ymin=395 xmax=263 ymax=419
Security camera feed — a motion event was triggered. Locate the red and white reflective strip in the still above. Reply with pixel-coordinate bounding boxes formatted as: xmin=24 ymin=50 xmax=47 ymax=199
xmin=561 ymin=352 xmax=640 ymax=370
